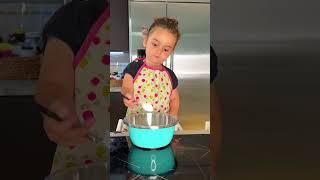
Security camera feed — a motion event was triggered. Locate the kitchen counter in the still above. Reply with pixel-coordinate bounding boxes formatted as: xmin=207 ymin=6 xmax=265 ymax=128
xmin=46 ymin=134 xmax=212 ymax=180
xmin=111 ymin=134 xmax=212 ymax=179
xmin=0 ymin=80 xmax=122 ymax=96
xmin=0 ymin=80 xmax=37 ymax=96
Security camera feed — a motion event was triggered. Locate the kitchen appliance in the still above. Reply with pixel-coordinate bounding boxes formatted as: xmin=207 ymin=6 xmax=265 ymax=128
xmin=123 ymin=112 xmax=178 ymax=149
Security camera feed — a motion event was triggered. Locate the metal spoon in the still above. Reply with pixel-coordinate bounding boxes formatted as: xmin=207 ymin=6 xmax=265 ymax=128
xmin=142 ymin=102 xmax=153 ymax=112
xmin=121 ymin=94 xmax=153 ymax=112
xmin=36 ymin=103 xmax=104 ymax=143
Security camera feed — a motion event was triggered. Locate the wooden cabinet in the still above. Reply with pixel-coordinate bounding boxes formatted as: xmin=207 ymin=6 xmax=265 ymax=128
xmin=0 ymin=55 xmax=41 ymax=80
xmin=110 ymin=92 xmax=127 ymax=131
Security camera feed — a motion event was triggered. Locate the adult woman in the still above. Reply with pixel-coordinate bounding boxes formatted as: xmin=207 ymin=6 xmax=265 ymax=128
xmin=35 ymin=0 xmax=109 ymax=173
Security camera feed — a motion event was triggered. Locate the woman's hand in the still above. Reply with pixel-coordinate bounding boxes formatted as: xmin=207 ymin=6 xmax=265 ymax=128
xmin=35 ymin=37 xmax=94 ymax=146
xmin=42 ymin=100 xmax=95 ymax=146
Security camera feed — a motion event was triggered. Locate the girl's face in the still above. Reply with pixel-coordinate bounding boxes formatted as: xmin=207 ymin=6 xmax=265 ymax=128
xmin=143 ymin=27 xmax=177 ymax=66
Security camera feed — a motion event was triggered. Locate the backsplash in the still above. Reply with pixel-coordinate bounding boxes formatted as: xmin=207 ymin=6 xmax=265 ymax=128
xmin=110 ymin=52 xmax=130 ymax=79
xmin=0 ymin=2 xmax=62 ymax=41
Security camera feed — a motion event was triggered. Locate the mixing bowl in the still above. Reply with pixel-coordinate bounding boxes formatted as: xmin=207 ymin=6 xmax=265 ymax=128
xmin=123 ymin=112 xmax=178 ymax=149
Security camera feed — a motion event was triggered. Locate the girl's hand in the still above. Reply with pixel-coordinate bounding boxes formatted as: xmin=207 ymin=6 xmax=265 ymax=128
xmin=42 ymin=100 xmax=94 ymax=146
xmin=122 ymin=93 xmax=139 ymax=108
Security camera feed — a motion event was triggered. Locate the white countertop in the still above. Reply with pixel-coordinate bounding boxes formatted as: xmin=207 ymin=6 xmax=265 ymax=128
xmin=0 ymin=80 xmax=121 ymax=96
xmin=110 ymin=87 xmax=121 ymax=92
xmin=0 ymin=80 xmax=37 ymax=96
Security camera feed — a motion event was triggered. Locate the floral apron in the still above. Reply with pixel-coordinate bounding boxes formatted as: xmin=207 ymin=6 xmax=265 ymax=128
xmin=50 ymin=5 xmax=110 ymax=174
xmin=126 ymin=61 xmax=173 ymax=115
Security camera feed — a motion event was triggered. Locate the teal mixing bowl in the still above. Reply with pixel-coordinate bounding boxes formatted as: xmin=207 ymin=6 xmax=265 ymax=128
xmin=123 ymin=112 xmax=178 ymax=149
xmin=127 ymin=144 xmax=176 ymax=176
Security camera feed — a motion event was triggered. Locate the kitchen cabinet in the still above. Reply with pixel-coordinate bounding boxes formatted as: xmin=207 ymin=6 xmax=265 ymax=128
xmin=110 ymin=92 xmax=127 ymax=131
xmin=110 ymin=0 xmax=129 ymax=52
xmin=0 ymin=55 xmax=41 ymax=80
xmin=1 ymin=95 xmax=56 ymax=179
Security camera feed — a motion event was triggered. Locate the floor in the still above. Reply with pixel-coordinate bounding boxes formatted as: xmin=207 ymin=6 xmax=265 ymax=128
xmin=214 ymin=40 xmax=320 ymax=179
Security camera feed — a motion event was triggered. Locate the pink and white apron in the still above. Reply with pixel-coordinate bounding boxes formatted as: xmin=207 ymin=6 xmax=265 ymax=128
xmin=126 ymin=61 xmax=174 ymax=115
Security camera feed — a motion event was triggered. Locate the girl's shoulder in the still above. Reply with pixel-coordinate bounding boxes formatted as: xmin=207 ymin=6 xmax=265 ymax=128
xmin=123 ymin=60 xmax=144 ymax=78
xmin=127 ymin=60 xmax=144 ymax=69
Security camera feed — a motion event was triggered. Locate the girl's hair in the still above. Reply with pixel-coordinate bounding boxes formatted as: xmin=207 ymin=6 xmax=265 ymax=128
xmin=147 ymin=17 xmax=181 ymax=44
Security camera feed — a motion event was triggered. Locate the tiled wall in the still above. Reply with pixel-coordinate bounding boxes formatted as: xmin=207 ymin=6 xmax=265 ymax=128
xmin=0 ymin=2 xmax=63 ymax=41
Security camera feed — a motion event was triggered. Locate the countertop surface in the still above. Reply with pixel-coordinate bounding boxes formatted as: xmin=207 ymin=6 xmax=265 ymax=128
xmin=0 ymin=80 xmax=121 ymax=96
xmin=110 ymin=134 xmax=212 ymax=179
xmin=45 ymin=134 xmax=212 ymax=180
xmin=0 ymin=80 xmax=37 ymax=96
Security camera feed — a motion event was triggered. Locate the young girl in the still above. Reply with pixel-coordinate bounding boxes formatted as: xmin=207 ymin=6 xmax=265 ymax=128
xmin=121 ymin=17 xmax=180 ymax=116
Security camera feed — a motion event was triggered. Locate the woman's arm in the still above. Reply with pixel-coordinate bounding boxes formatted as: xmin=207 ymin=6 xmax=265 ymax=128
xmin=169 ymin=89 xmax=180 ymax=116
xmin=35 ymin=37 xmax=93 ymax=146
xmin=35 ymin=37 xmax=74 ymax=106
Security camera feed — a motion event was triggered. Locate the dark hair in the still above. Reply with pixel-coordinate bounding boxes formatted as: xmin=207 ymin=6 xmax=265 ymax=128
xmin=148 ymin=17 xmax=181 ymax=45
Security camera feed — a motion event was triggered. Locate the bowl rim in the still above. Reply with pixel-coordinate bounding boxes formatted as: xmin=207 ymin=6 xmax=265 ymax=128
xmin=123 ymin=112 xmax=178 ymax=129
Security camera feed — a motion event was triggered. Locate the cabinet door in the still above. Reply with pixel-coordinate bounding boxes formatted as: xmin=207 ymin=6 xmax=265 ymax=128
xmin=110 ymin=0 xmax=129 ymax=52
xmin=129 ymin=1 xmax=166 ymax=59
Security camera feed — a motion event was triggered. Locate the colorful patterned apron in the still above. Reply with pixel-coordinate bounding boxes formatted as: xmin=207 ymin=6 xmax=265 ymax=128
xmin=126 ymin=61 xmax=173 ymax=115
xmin=50 ymin=5 xmax=110 ymax=174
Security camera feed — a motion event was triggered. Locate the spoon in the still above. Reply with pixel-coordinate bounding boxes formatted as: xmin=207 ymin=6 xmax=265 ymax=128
xmin=36 ymin=103 xmax=104 ymax=143
xmin=122 ymin=94 xmax=153 ymax=112
xmin=142 ymin=102 xmax=153 ymax=112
